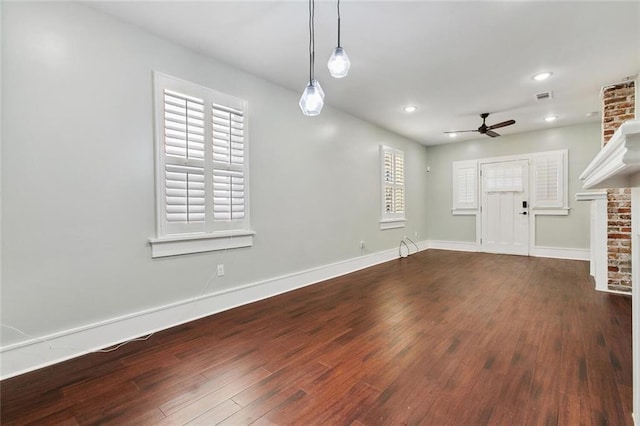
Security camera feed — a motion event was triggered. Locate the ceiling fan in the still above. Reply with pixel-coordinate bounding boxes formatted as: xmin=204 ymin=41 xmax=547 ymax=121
xmin=445 ymin=113 xmax=516 ymax=138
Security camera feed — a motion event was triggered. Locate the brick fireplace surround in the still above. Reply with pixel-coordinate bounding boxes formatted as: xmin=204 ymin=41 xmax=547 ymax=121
xmin=604 ymin=81 xmax=635 ymax=292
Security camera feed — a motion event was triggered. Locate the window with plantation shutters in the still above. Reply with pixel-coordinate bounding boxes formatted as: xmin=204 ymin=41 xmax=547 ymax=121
xmin=150 ymin=72 xmax=253 ymax=258
xmin=531 ymin=150 xmax=567 ymax=210
xmin=380 ymin=145 xmax=406 ymax=229
xmin=452 ymin=160 xmax=478 ymax=213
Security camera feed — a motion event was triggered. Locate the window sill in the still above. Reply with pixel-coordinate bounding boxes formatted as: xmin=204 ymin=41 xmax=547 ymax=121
xmin=379 ymin=218 xmax=406 ymax=230
xmin=532 ymin=208 xmax=570 ymax=216
xmin=451 ymin=209 xmax=478 ymax=216
xmin=149 ymin=230 xmax=255 ymax=258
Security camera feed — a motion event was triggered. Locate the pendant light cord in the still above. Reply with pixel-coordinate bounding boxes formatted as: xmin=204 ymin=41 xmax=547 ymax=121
xmin=337 ymin=0 xmax=341 ymax=48
xmin=312 ymin=0 xmax=315 ymax=81
xmin=308 ymin=0 xmax=316 ymax=84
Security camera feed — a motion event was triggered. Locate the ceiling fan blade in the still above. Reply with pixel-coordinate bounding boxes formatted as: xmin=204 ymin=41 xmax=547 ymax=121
xmin=487 ymin=119 xmax=515 ymax=130
xmin=485 ymin=130 xmax=500 ymax=137
xmin=444 ymin=130 xmax=478 ymax=134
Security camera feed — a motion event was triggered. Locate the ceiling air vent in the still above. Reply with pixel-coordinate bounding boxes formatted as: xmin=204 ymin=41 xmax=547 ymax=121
xmin=536 ymin=91 xmax=553 ymax=101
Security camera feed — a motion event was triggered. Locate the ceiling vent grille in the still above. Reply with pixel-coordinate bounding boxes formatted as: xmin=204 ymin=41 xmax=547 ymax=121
xmin=536 ymin=91 xmax=553 ymax=101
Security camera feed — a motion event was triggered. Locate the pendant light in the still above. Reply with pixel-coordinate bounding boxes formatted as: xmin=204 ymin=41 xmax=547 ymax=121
xmin=299 ymin=0 xmax=324 ymax=116
xmin=327 ymin=0 xmax=350 ymax=78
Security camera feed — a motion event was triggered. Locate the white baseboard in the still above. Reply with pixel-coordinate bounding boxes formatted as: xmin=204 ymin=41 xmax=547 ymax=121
xmin=1 ymin=241 xmax=428 ymax=380
xmin=427 ymin=240 xmax=479 ymax=252
xmin=597 ymin=288 xmax=632 ymax=296
xmin=426 ymin=240 xmax=590 ymax=261
xmin=529 ymin=246 xmax=590 ymax=261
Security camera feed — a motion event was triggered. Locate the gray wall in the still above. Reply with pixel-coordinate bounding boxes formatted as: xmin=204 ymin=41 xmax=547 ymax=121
xmin=1 ymin=2 xmax=429 ymax=346
xmin=425 ymin=123 xmax=601 ymax=248
xmin=1 ymin=2 xmax=601 ymax=354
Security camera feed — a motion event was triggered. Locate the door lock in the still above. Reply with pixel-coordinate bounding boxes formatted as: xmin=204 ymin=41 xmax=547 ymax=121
xmin=519 ymin=211 xmax=528 ymax=215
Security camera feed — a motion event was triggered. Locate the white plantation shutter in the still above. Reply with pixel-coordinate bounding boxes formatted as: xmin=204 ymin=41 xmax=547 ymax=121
xmin=212 ymin=103 xmax=244 ymax=165
xmin=164 ymin=90 xmax=205 ymax=160
xmin=534 ymin=158 xmax=560 ymax=201
xmin=383 ymin=151 xmax=394 ymax=213
xmin=213 ymin=170 xmax=245 ymax=220
xmin=380 ymin=146 xmax=405 ymax=227
xmin=452 ymin=160 xmax=478 ymax=210
xmin=382 ymin=148 xmax=404 ymax=214
xmin=154 ymin=72 xmax=250 ymax=241
xmin=212 ymin=103 xmax=245 ymax=221
xmin=532 ymin=150 xmax=567 ymax=209
xmin=394 ymin=153 xmax=405 ymax=213
xmin=165 ymin=164 xmax=205 ymax=224
xmin=161 ymin=90 xmax=206 ymax=233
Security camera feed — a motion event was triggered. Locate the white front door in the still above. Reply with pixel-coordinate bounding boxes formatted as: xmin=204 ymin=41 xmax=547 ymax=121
xmin=480 ymin=160 xmax=530 ymax=256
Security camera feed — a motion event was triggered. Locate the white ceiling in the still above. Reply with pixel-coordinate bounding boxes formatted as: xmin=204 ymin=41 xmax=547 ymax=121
xmin=89 ymin=1 xmax=640 ymax=146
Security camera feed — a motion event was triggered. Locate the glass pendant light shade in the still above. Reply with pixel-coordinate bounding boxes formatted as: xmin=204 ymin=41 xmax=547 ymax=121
xmin=327 ymin=46 xmax=350 ymax=78
xmin=299 ymin=80 xmax=325 ymax=116
xmin=313 ymin=79 xmax=325 ymax=99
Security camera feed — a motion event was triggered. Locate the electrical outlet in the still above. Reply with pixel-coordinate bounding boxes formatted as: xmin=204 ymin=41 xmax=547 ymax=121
xmin=217 ymin=264 xmax=224 ymax=277
xmin=414 ymin=231 xmax=418 ymax=237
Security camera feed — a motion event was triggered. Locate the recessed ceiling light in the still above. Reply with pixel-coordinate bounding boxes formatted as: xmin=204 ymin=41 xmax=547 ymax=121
xmin=403 ymin=105 xmax=417 ymax=113
xmin=448 ymin=133 xmax=458 ymax=138
xmin=532 ymin=72 xmax=553 ymax=81
xmin=545 ymin=115 xmax=558 ymax=122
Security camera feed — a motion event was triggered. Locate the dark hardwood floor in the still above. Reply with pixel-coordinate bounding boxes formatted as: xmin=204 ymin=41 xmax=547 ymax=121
xmin=0 ymin=250 xmax=632 ymax=425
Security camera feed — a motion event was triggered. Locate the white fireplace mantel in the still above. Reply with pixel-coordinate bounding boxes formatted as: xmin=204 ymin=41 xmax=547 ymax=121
xmin=580 ymin=119 xmax=640 ymax=189
xmin=575 ymin=191 xmax=608 ymax=292
xmin=580 ymin=118 xmax=640 ymax=423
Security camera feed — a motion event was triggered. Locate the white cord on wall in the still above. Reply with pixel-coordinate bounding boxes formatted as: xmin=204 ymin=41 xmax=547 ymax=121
xmin=398 ymin=236 xmax=419 ymax=258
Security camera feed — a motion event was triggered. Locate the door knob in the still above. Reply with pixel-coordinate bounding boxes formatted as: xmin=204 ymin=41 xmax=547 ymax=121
xmin=519 ymin=211 xmax=528 ymax=215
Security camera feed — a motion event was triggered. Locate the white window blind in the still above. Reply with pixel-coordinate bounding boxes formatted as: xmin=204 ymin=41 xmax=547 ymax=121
xmin=483 ymin=164 xmax=524 ymax=192
xmin=380 ymin=146 xmax=406 ymax=228
xmin=151 ymin=72 xmax=252 ymax=257
xmin=452 ymin=160 xmax=478 ymax=211
xmin=532 ymin=150 xmax=567 ymax=209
